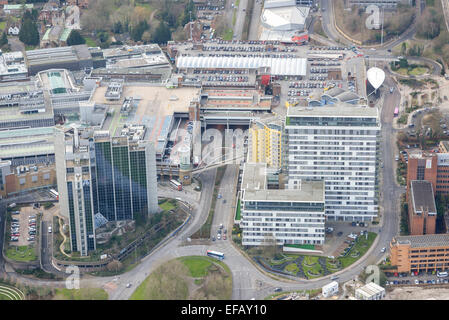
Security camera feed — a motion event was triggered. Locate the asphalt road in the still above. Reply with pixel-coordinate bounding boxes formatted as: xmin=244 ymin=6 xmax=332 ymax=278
xmin=0 ymin=202 xmax=5 ymax=275
xmin=320 ymin=0 xmax=423 ymax=50
xmin=248 ymin=0 xmax=263 ymax=40
xmin=233 ymin=0 xmax=248 ymax=40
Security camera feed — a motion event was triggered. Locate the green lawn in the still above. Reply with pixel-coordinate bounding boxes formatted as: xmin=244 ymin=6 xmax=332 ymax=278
xmin=264 ymin=233 xmax=377 ymax=279
xmin=223 ymin=29 xmax=233 ymax=41
xmin=180 ymin=256 xmax=213 ymax=278
xmin=0 ymin=21 xmax=6 ymax=31
xmin=235 ymin=199 xmax=241 ymax=220
xmin=159 ymin=200 xmax=176 ymax=211
xmin=284 ymin=244 xmax=315 ymax=250
xmin=409 ymin=67 xmax=429 ymax=76
xmin=284 ymin=263 xmax=299 ymax=274
xmin=303 ymin=256 xmax=318 ymax=266
xmin=302 ymin=256 xmax=322 ymax=278
xmin=84 ymin=36 xmax=97 ymax=47
xmin=130 ymin=256 xmax=232 ymax=300
xmin=5 ymin=245 xmax=37 ymax=262
xmin=339 ymin=232 xmax=377 ymax=268
xmin=53 ymin=288 xmax=108 ymax=300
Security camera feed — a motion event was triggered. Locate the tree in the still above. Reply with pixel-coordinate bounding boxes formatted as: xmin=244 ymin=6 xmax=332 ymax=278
xmin=0 ymin=32 xmax=8 ymax=47
xmin=151 ymin=22 xmax=171 ymax=44
xmin=66 ymin=30 xmax=86 ymax=46
xmin=401 ymin=42 xmax=407 ymax=55
xmin=260 ymin=234 xmax=279 ymax=259
xmin=19 ymin=18 xmax=39 ymax=46
xmin=172 ymin=26 xmax=187 ymax=42
xmin=416 ymin=8 xmax=443 ymax=39
xmin=130 ymin=20 xmax=149 ymax=42
xmin=106 ymin=260 xmax=123 ymax=272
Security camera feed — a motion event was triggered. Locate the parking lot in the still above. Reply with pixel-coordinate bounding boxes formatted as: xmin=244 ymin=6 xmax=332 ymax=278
xmin=385 ymin=271 xmax=449 ymax=288
xmin=321 ymin=221 xmax=379 ymax=257
xmin=9 ymin=205 xmax=40 ymax=246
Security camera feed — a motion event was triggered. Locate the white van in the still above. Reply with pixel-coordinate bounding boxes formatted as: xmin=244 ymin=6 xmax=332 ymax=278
xmin=437 ymin=271 xmax=448 ymax=278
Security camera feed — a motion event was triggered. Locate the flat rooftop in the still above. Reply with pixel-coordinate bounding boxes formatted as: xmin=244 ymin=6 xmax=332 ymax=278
xmin=93 ymin=85 xmax=199 ymax=152
xmin=243 ymin=180 xmax=325 ymax=202
xmin=241 ymin=163 xmax=267 ymax=191
xmin=410 ymin=180 xmax=437 ymax=215
xmin=200 ymin=88 xmax=272 ymax=110
xmin=287 ymin=104 xmax=379 ymax=118
xmin=0 ymin=81 xmax=38 ymax=94
xmin=25 ymin=45 xmax=91 ymax=67
xmin=241 ymin=162 xmax=325 ymax=202
xmin=394 ymin=234 xmax=449 ymax=248
xmin=176 ymin=56 xmax=307 ymax=76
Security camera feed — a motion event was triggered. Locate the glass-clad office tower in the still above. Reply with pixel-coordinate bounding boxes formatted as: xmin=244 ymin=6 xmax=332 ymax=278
xmin=55 ymin=127 xmax=96 ymax=256
xmin=56 ymin=126 xmax=158 ymax=256
xmin=94 ymin=130 xmax=158 ymax=221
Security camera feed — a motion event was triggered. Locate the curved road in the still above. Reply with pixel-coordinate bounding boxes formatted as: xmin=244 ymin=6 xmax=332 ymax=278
xmin=0 ymin=77 xmax=406 ymax=299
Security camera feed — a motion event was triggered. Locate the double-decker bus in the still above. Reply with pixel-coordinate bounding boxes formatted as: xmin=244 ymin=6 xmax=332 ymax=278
xmin=49 ymin=189 xmax=59 ymax=200
xmin=206 ymin=250 xmax=224 ymax=260
xmin=170 ymin=179 xmax=182 ymax=191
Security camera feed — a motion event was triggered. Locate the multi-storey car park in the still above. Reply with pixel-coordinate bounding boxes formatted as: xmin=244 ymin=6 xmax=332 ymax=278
xmin=285 ymin=103 xmax=380 ymax=222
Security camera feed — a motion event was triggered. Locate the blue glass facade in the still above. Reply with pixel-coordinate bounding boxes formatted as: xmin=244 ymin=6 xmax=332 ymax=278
xmin=130 ymin=150 xmax=148 ymax=215
xmin=82 ymin=180 xmax=96 ymax=251
xmin=66 ymin=181 xmax=78 ymax=252
xmin=94 ymin=141 xmax=116 ymax=221
xmin=112 ymin=145 xmax=133 ymax=220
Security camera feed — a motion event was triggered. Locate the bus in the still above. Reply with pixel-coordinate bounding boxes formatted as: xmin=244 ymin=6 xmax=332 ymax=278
xmin=49 ymin=189 xmax=59 ymax=200
xmin=206 ymin=250 xmax=224 ymax=260
xmin=170 ymin=179 xmax=182 ymax=191
xmin=394 ymin=107 xmax=399 ymax=117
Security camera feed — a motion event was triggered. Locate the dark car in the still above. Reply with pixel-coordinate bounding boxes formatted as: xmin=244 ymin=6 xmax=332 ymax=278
xmin=337 ymin=231 xmax=343 ymax=236
xmin=274 ymin=287 xmax=282 ymax=292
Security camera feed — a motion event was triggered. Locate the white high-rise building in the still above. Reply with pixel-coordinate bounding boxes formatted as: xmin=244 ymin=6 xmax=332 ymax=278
xmin=285 ymin=104 xmax=380 ymax=222
xmin=240 ymin=163 xmax=325 ymax=246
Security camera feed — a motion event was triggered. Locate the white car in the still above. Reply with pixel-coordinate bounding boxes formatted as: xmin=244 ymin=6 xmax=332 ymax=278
xmin=48 ymin=226 xmax=52 ymax=233
xmin=415 ymin=279 xmax=419 ymax=285
xmin=381 ymin=247 xmax=386 ymax=253
xmin=217 ymin=234 xmax=221 ymax=240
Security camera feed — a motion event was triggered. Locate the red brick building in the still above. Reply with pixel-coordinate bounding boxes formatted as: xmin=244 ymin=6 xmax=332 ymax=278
xmin=406 ymin=150 xmax=449 ymax=196
xmin=406 ymin=151 xmax=438 ymax=195
xmin=390 ymin=234 xmax=449 ymax=273
xmin=408 ymin=180 xmax=437 ymax=235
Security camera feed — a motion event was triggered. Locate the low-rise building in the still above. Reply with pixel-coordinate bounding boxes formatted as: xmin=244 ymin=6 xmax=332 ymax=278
xmin=355 ymin=282 xmax=385 ymax=300
xmin=322 ymin=281 xmax=339 ymax=298
xmin=3 ymin=4 xmax=34 ymax=15
xmin=7 ymin=25 xmax=20 ymax=36
xmin=0 ymin=163 xmax=56 ymax=198
xmin=390 ymin=234 xmax=449 ymax=273
xmin=0 ymin=51 xmax=28 ymax=82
